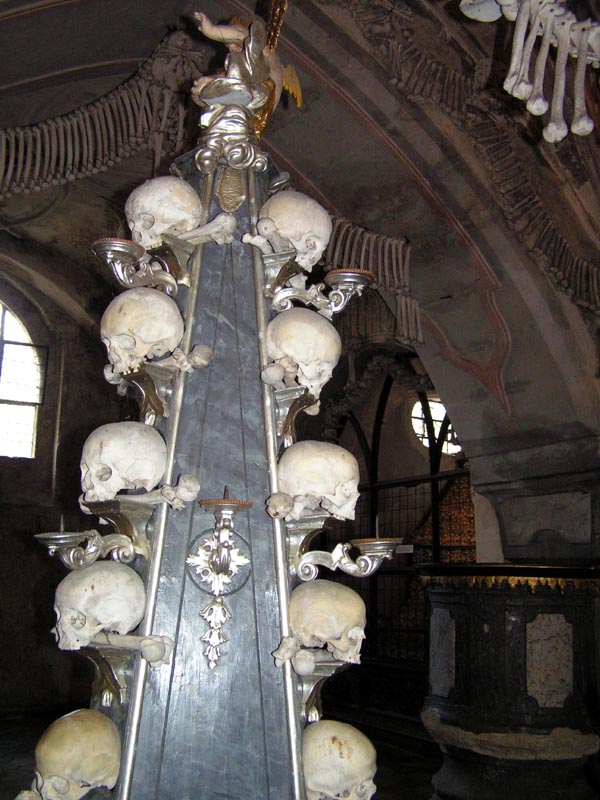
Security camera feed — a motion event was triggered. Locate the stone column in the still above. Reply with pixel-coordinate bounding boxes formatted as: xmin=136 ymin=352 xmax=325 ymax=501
xmin=114 ymin=155 xmax=300 ymax=800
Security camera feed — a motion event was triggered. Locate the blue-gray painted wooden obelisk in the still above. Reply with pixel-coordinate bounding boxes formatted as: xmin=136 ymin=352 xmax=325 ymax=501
xmin=126 ymin=157 xmax=295 ymax=799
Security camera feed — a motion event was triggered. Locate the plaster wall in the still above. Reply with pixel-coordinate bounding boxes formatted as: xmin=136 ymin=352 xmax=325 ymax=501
xmin=0 ymin=272 xmax=121 ymax=713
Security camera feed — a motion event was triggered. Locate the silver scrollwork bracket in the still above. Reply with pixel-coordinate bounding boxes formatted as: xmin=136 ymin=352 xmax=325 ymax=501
xmin=298 ymin=653 xmax=348 ymax=724
xmin=286 ymin=514 xmax=330 ymax=582
xmin=270 ymin=268 xmax=375 ymax=319
xmin=287 ymin=515 xmax=413 ymax=581
xmin=272 ymin=386 xmax=318 ymax=448
xmin=91 ymin=238 xmax=181 ymax=295
xmin=35 ymin=481 xmax=204 ymax=568
xmin=85 ymin=647 xmax=133 ymax=709
xmin=35 ymin=529 xmax=136 ymax=570
xmin=106 ymin=348 xmax=213 ymax=425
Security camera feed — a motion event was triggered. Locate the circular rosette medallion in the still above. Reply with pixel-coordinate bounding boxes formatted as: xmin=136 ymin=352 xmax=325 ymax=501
xmin=186 ymin=528 xmax=251 ymax=597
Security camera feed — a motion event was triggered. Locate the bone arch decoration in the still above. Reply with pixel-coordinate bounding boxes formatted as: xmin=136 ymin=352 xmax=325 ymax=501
xmin=332 ymin=0 xmax=600 ymax=316
xmin=325 ymin=217 xmax=421 ymax=346
xmin=461 ymin=0 xmax=600 ymax=142
xmin=0 ymin=32 xmax=208 ymax=200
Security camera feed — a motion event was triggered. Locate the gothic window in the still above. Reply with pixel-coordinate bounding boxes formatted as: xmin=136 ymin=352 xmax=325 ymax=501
xmin=0 ymin=301 xmax=47 ymax=458
xmin=411 ymin=397 xmax=461 ymax=455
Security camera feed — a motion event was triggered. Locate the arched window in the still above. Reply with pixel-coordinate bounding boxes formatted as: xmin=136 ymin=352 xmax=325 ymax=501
xmin=0 ymin=301 xmax=47 ymax=458
xmin=411 ymin=397 xmax=461 ymax=455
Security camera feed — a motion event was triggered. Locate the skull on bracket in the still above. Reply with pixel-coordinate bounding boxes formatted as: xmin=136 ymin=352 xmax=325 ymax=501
xmin=303 ymin=719 xmax=377 ymax=800
xmin=80 ymin=421 xmax=166 ymax=504
xmin=53 ymin=561 xmax=146 ymax=651
xmin=269 ymin=440 xmax=360 ymax=521
xmin=125 ymin=175 xmax=203 ymax=250
xmin=264 ymin=308 xmax=341 ymax=413
xmin=101 ymin=287 xmax=184 ymax=376
xmin=243 ymin=189 xmax=332 ymax=272
xmin=290 ymin=579 xmax=366 ymax=664
xmin=32 ymin=709 xmax=121 ymax=800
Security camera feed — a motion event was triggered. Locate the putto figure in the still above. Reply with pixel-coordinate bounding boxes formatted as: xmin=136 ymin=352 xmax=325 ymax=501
xmin=192 ymin=13 xmax=279 ymax=121
xmin=191 ymin=10 xmax=300 ymax=172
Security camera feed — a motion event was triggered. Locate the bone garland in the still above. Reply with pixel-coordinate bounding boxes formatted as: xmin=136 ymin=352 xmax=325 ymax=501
xmin=544 ymin=11 xmax=574 ymax=143
xmin=503 ymin=0 xmax=532 ymax=94
xmin=511 ymin=0 xmax=546 ymax=100
xmin=571 ymin=20 xmax=595 ymax=135
xmin=527 ymin=3 xmax=560 ymax=115
xmin=497 ymin=0 xmax=521 ymax=21
xmin=460 ymin=1 xmax=503 ymax=22
xmin=342 ymin=2 xmax=600 ymax=317
xmin=0 ymin=32 xmax=207 ymax=199
xmin=461 ymin=0 xmax=600 ymax=142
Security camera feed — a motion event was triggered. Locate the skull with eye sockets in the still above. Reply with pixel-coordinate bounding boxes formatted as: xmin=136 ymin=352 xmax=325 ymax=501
xmin=125 ymin=175 xmax=202 ymax=250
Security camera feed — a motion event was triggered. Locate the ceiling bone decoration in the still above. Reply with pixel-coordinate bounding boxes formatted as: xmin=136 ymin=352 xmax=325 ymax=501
xmin=460 ymin=0 xmax=599 ymax=142
xmin=0 ymin=32 xmax=208 ymax=200
xmin=325 ymin=217 xmax=421 ymax=346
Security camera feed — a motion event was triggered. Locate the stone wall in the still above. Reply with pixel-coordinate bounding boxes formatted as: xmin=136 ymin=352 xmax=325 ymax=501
xmin=0 ymin=275 xmax=122 ymax=713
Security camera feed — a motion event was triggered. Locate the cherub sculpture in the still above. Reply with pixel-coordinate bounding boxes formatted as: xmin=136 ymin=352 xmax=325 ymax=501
xmin=192 ymin=13 xmax=278 ymax=121
xmin=191 ymin=9 xmax=301 ymax=172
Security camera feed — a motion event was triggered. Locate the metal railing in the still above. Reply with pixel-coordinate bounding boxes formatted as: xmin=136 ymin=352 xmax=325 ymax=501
xmin=319 ymin=470 xmax=475 ymax=718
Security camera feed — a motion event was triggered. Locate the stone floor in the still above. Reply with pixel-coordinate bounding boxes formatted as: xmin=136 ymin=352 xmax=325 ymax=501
xmin=1 ymin=708 xmax=442 ymax=799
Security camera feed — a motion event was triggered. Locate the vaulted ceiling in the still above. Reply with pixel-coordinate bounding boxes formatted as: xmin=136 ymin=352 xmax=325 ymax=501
xmin=2 ymin=0 xmax=600 ymax=494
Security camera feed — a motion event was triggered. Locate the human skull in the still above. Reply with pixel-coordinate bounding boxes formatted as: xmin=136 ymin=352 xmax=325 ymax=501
xmin=53 ymin=561 xmax=146 ymax=651
xmin=303 ymin=720 xmax=377 ymax=800
xmin=273 ymin=440 xmax=360 ymax=520
xmin=34 ymin=709 xmax=121 ymax=800
xmin=125 ymin=175 xmax=203 ymax=249
xmin=265 ymin=308 xmax=341 ymax=404
xmin=256 ymin=190 xmax=332 ymax=271
xmin=290 ymin=579 xmax=366 ymax=663
xmin=101 ymin=287 xmax=184 ymax=375
xmin=80 ymin=421 xmax=167 ymax=503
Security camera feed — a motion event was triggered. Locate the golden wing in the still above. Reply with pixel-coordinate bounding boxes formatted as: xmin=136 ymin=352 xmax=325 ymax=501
xmin=282 ymin=63 xmax=302 ymax=108
xmin=267 ymin=0 xmax=288 ymax=51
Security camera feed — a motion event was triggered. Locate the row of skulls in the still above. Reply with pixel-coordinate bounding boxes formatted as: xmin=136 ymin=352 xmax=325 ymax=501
xmin=240 ymin=183 xmax=376 ymax=797
xmin=17 ymin=170 xmax=375 ymax=799
xmin=16 ymin=711 xmax=375 ymax=800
